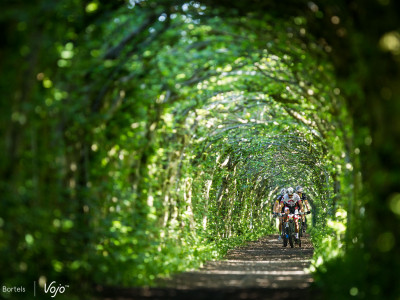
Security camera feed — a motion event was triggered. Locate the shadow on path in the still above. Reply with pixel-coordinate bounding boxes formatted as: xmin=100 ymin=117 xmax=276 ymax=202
xmin=95 ymin=234 xmax=319 ymax=299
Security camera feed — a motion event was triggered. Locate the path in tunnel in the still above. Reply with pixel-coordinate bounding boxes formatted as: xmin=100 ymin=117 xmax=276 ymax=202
xmin=95 ymin=234 xmax=318 ymax=300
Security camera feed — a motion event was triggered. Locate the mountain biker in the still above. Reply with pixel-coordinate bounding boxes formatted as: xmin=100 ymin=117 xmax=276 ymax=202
xmin=279 ymin=187 xmax=303 ymax=240
xmin=273 ymin=188 xmax=286 ymax=240
xmin=296 ymin=186 xmax=310 ymax=233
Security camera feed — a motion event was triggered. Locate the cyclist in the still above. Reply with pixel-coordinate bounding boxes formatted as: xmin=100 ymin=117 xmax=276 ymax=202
xmin=296 ymin=186 xmax=310 ymax=233
xmin=278 ymin=187 xmax=303 ymax=240
xmin=273 ymin=188 xmax=287 ymax=240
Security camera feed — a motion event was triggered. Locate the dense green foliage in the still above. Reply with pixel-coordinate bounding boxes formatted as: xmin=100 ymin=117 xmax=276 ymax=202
xmin=1 ymin=0 xmax=400 ymax=299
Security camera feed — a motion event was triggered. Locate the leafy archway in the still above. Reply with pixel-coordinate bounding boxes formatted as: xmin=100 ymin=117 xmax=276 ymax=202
xmin=1 ymin=0 xmax=399 ymax=299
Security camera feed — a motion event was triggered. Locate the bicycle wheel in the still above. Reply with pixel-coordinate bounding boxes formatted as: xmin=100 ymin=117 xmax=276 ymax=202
xmin=283 ymin=227 xmax=288 ymax=247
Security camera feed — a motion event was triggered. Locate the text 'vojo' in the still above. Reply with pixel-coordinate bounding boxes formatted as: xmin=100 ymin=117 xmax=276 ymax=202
xmin=44 ymin=281 xmax=69 ymax=298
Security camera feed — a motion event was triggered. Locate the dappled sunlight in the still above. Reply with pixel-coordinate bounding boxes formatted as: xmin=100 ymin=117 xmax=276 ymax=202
xmin=160 ymin=235 xmax=314 ymax=290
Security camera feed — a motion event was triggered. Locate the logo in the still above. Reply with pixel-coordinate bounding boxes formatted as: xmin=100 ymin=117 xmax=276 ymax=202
xmin=43 ymin=281 xmax=69 ymax=298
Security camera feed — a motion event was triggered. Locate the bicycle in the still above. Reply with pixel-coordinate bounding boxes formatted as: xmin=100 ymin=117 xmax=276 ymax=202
xmin=277 ymin=211 xmax=308 ymax=248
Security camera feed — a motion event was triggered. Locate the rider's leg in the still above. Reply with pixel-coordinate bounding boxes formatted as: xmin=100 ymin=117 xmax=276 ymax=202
xmin=295 ymin=219 xmax=299 ymax=239
xmin=278 ymin=217 xmax=283 ymax=240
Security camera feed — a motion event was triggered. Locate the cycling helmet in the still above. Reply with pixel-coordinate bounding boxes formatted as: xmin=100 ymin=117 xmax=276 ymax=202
xmin=296 ymin=186 xmax=303 ymax=193
xmin=280 ymin=188 xmax=287 ymax=195
xmin=287 ymin=187 xmax=294 ymax=195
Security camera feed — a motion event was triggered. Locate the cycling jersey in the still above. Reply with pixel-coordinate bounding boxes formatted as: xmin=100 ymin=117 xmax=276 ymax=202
xmin=281 ymin=193 xmax=301 ymax=207
xmin=280 ymin=193 xmax=301 ymax=214
xmin=298 ymin=193 xmax=310 ymax=211
xmin=276 ymin=194 xmax=284 ymax=202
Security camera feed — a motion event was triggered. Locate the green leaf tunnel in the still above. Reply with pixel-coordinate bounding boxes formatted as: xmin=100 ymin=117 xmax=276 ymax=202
xmin=1 ymin=1 xmax=400 ymax=299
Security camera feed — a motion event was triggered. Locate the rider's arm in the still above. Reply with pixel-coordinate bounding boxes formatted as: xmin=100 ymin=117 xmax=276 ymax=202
xmin=298 ymin=200 xmax=304 ymax=212
xmin=301 ymin=194 xmax=310 ymax=211
xmin=278 ymin=201 xmax=284 ymax=214
xmin=304 ymin=199 xmax=310 ymax=211
xmin=273 ymin=200 xmax=279 ymax=213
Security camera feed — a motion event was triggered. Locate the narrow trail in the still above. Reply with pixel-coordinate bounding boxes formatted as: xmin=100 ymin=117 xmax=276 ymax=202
xmin=96 ymin=234 xmax=317 ymax=300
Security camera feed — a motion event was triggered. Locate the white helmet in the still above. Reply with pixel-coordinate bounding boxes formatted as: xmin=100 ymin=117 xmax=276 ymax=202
xmin=287 ymin=187 xmax=294 ymax=195
xmin=280 ymin=188 xmax=287 ymax=195
xmin=296 ymin=186 xmax=303 ymax=193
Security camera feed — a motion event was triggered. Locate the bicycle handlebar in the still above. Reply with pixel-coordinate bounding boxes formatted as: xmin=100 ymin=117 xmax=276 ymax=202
xmin=273 ymin=211 xmax=311 ymax=217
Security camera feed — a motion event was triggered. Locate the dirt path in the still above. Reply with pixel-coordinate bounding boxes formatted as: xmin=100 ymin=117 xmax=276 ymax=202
xmin=96 ymin=234 xmax=317 ymax=300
